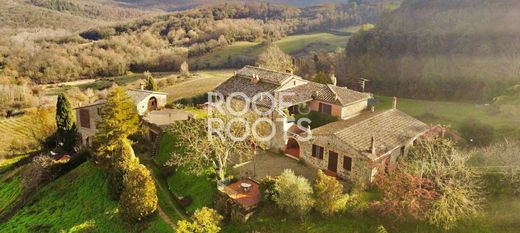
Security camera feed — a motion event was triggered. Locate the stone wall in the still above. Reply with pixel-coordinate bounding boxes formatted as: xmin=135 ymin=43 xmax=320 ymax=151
xmin=299 ymin=134 xmax=373 ymax=183
xmin=340 ymin=100 xmax=369 ymax=120
xmin=75 ymin=104 xmax=103 ymax=146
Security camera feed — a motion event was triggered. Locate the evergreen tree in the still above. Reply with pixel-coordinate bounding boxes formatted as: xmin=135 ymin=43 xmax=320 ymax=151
xmin=108 ymin=138 xmax=140 ymax=200
xmin=144 ymin=71 xmax=157 ymax=91
xmin=55 ymin=93 xmax=76 ymax=152
xmin=118 ymin=164 xmax=158 ymax=221
xmin=93 ymin=87 xmax=139 ymax=166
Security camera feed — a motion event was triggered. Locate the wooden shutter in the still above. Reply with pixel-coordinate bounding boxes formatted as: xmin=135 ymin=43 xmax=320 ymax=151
xmin=312 ymin=144 xmax=324 ymax=160
xmin=79 ymin=109 xmax=90 ymax=128
xmin=319 ymin=103 xmax=332 ymax=115
xmin=343 ymin=156 xmax=352 ymax=172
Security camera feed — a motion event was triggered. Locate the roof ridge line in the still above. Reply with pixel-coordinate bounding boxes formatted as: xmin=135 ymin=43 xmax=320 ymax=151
xmin=326 ymin=84 xmax=343 ymax=105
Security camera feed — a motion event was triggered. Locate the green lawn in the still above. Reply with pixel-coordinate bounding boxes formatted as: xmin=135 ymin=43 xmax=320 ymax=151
xmin=167 ymin=167 xmax=216 ymax=215
xmin=0 ymin=176 xmax=21 ymax=215
xmin=376 ymin=96 xmax=520 ymax=132
xmin=191 ymin=30 xmax=354 ymax=68
xmin=2 ymin=162 xmax=172 ymax=233
xmin=154 ymin=131 xmax=180 ymax=165
xmin=154 ymin=130 xmax=216 ymax=215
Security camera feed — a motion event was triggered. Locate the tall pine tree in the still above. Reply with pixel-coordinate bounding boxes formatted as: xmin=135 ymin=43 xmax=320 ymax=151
xmin=55 ymin=93 xmax=76 ymax=152
xmin=93 ymin=87 xmax=140 ymax=166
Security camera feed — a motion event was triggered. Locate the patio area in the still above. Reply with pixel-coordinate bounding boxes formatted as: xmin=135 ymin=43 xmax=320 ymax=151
xmin=233 ymin=151 xmax=319 ymax=181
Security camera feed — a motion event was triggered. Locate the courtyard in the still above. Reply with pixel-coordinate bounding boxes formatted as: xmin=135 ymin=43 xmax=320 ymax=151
xmin=233 ymin=151 xmax=319 ymax=181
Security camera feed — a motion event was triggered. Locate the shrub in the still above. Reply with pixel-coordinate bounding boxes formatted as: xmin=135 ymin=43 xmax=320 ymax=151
xmin=259 ymin=176 xmax=278 ymax=203
xmin=406 ymin=139 xmax=482 ymax=229
xmin=459 ymin=118 xmax=495 ymax=146
xmin=177 ymin=207 xmax=223 ymax=233
xmin=314 ymin=170 xmax=349 ymax=216
xmin=118 ymin=164 xmax=158 ymax=221
xmin=274 ymin=169 xmax=314 ymax=218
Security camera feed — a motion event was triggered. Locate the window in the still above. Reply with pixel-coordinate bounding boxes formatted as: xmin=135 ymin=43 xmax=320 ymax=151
xmin=319 ymin=103 xmax=332 ymax=115
xmin=79 ymin=109 xmax=90 ymax=128
xmin=311 ymin=144 xmax=324 ymax=160
xmin=343 ymin=156 xmax=352 ymax=172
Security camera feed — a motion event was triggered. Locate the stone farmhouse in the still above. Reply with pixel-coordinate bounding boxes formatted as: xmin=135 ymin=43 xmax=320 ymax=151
xmin=214 ymin=66 xmax=437 ymax=183
xmin=74 ymin=88 xmax=191 ymax=146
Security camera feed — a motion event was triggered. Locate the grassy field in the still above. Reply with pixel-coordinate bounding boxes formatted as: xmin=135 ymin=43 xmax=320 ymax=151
xmin=376 ymin=96 xmax=520 ymax=131
xmin=0 ymin=176 xmax=21 ymax=215
xmin=0 ymin=115 xmax=38 ymax=143
xmin=191 ymin=30 xmax=354 ymax=68
xmin=1 ymin=162 xmax=172 ymax=233
xmin=153 ymin=131 xmax=216 ymax=215
xmin=160 ymin=70 xmax=233 ymax=101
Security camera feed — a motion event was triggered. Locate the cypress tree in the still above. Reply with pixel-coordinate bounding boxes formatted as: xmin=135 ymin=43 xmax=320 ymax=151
xmin=56 ymin=93 xmax=76 ymax=152
xmin=144 ymin=71 xmax=157 ymax=91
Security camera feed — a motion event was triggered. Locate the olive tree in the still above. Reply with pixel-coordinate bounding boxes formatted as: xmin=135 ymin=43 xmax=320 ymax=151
xmin=274 ymin=169 xmax=314 ymax=218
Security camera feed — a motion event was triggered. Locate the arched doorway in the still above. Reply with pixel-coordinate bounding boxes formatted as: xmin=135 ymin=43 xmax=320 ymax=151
xmin=285 ymin=137 xmax=300 ymax=158
xmin=147 ymin=97 xmax=158 ymax=111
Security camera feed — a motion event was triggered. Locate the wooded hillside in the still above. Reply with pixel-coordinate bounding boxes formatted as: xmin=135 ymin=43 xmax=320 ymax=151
xmin=0 ymin=2 xmax=387 ymax=83
xmin=342 ymin=0 xmax=520 ymax=101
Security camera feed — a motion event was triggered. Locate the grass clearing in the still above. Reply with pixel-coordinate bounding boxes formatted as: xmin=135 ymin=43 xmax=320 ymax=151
xmin=376 ymin=96 xmax=520 ymax=131
xmin=192 ymin=30 xmax=353 ymax=68
xmin=2 ymin=162 xmax=172 ymax=233
xmin=160 ymin=70 xmax=233 ymax=101
xmin=167 ymin=167 xmax=216 ymax=215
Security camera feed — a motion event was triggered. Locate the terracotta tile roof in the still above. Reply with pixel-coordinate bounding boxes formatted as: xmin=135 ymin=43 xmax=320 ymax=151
xmin=311 ymin=109 xmax=430 ymax=158
xmin=214 ymin=76 xmax=279 ymax=107
xmin=281 ymin=83 xmax=371 ymax=106
xmin=235 ymin=65 xmax=295 ymax=85
xmin=221 ymin=179 xmax=260 ymax=210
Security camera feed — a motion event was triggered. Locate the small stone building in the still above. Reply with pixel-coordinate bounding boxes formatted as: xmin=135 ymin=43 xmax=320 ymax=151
xmin=216 ymin=178 xmax=260 ymax=223
xmin=74 ymin=88 xmax=168 ymax=146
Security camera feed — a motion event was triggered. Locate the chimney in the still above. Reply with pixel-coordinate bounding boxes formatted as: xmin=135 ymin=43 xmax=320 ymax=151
xmin=392 ymin=96 xmax=397 ymax=109
xmin=370 ymin=105 xmax=375 ymax=112
xmin=140 ymin=82 xmax=144 ymax=90
xmin=370 ymin=136 xmax=376 ymax=155
xmin=330 ymin=74 xmax=337 ymax=86
xmin=250 ymin=74 xmax=260 ymax=83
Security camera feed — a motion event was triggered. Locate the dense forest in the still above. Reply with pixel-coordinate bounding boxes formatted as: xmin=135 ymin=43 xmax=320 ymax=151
xmin=0 ymin=2 xmax=389 ymax=84
xmin=341 ymin=0 xmax=520 ymax=101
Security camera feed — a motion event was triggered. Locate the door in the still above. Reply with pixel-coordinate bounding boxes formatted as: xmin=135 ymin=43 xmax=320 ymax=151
xmin=328 ymin=151 xmax=338 ymax=173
